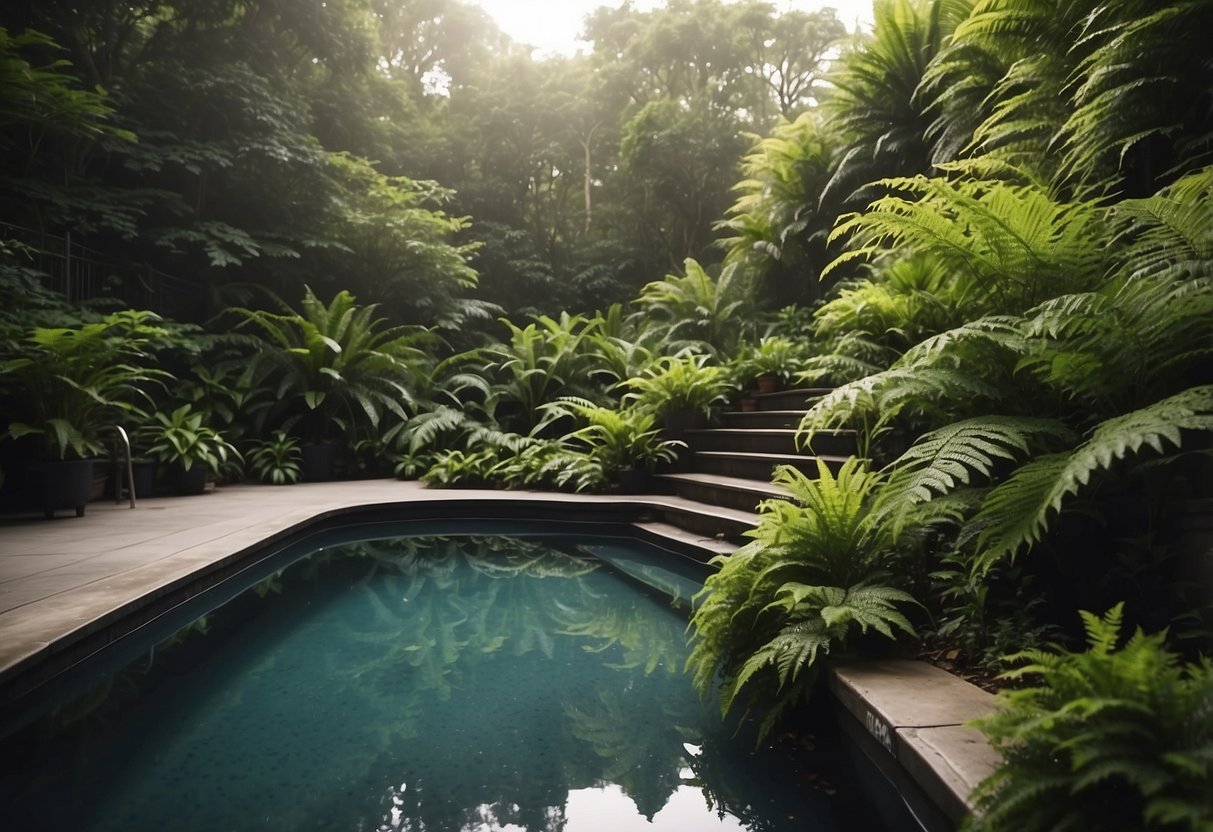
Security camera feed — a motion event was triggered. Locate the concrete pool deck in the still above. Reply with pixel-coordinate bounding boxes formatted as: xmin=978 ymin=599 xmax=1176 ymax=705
xmin=0 ymin=479 xmax=1000 ymax=827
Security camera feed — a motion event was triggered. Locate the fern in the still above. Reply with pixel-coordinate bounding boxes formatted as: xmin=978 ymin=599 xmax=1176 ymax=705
xmin=875 ymin=416 xmax=1074 ymax=535
xmin=687 ymin=458 xmax=919 ymax=739
xmin=827 ymin=175 xmax=1106 ymax=312
xmin=972 ymin=385 xmax=1213 ymax=573
xmin=967 ymin=604 xmax=1213 ymax=831
xmin=1110 ymin=167 xmax=1213 ymax=283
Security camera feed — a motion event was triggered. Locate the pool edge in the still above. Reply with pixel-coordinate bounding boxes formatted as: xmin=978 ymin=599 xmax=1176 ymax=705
xmin=1 ymin=489 xmax=1000 ymax=829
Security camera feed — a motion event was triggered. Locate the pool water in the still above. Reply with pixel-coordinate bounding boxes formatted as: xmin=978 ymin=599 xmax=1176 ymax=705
xmin=0 ymin=532 xmax=919 ymax=831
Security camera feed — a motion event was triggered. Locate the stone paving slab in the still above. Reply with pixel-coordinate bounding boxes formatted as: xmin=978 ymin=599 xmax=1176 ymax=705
xmin=829 ymin=660 xmax=1001 ymax=824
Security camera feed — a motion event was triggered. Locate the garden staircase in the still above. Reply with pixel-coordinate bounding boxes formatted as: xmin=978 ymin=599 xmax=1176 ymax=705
xmin=636 ymin=388 xmax=859 ymax=555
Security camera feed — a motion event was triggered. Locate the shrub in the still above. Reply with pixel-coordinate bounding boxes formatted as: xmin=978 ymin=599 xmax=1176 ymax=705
xmin=687 ymin=458 xmax=918 ymax=739
xmin=967 ymin=604 xmax=1213 ymax=832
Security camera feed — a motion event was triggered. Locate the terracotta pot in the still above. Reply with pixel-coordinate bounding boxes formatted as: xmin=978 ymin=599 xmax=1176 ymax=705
xmin=756 ymin=374 xmax=778 ymax=394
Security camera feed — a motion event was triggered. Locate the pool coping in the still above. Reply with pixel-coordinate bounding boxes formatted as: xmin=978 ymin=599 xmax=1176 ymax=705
xmin=0 ymin=481 xmax=1001 ymax=828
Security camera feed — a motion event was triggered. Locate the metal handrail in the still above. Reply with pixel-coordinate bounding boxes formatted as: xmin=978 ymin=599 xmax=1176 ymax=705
xmin=112 ymin=425 xmax=136 ymax=509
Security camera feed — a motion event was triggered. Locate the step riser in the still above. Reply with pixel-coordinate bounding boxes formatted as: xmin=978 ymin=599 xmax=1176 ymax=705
xmin=756 ymin=389 xmax=830 ymax=410
xmin=652 ymin=506 xmax=754 ymax=544
xmin=659 ymin=478 xmax=775 ymax=513
xmin=693 ymin=456 xmax=844 ymax=482
xmin=691 ymin=455 xmax=823 ymax=481
xmin=719 ymin=412 xmax=805 ymax=429
xmin=689 ymin=431 xmax=798 ymax=455
xmin=687 ymin=430 xmax=857 ymax=457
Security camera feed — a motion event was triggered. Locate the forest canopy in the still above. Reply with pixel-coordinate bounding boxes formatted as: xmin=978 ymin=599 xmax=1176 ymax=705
xmin=0 ymin=0 xmax=849 ymax=325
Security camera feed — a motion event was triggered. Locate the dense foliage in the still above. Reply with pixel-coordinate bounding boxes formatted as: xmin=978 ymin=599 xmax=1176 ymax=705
xmin=967 ymin=605 xmax=1213 ymax=832
xmin=3 ymin=2 xmax=1212 ymax=826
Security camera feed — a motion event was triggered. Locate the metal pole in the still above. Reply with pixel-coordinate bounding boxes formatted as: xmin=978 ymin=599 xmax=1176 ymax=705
xmin=113 ymin=425 xmax=136 ymax=508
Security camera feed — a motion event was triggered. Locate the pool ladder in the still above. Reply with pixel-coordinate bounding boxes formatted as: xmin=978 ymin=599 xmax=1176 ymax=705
xmin=112 ymin=425 xmax=137 ymax=509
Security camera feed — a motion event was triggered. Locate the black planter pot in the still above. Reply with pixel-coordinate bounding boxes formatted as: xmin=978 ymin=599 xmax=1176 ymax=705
xmin=617 ymin=467 xmax=650 ymax=494
xmin=300 ymin=443 xmax=337 ymax=482
xmin=165 ymin=464 xmax=207 ymax=496
xmin=131 ymin=459 xmax=157 ymax=499
xmin=31 ymin=459 xmax=95 ymax=519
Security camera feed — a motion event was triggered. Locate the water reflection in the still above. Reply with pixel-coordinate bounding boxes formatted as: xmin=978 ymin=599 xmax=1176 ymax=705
xmin=0 ymin=535 xmax=905 ymax=832
xmin=566 ymin=785 xmax=747 ymax=831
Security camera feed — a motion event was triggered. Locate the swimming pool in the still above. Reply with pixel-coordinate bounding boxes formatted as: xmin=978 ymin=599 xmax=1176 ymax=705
xmin=0 ymin=527 xmax=922 ymax=831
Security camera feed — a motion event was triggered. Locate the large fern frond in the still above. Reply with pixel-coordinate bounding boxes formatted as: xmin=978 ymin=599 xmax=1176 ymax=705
xmin=875 ymin=416 xmax=1075 ymax=534
xmin=972 ymin=385 xmax=1213 ymax=572
xmin=1109 ymin=167 xmax=1213 ymax=283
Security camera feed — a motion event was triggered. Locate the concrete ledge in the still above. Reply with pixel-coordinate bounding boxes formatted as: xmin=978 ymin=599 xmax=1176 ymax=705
xmin=829 ymin=659 xmax=1001 ymax=826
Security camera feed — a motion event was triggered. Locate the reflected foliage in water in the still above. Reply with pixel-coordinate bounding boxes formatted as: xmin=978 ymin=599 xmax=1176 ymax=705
xmin=0 ymin=535 xmax=913 ymax=832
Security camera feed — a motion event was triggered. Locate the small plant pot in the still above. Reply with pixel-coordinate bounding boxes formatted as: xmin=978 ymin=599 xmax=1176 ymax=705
xmin=300 ymin=442 xmax=337 ymax=482
xmin=738 ymin=396 xmax=759 ymax=413
xmin=756 ymin=374 xmax=779 ymax=394
xmin=31 ymin=458 xmax=95 ymax=518
xmin=131 ymin=459 xmax=157 ymax=499
xmin=617 ymin=467 xmax=650 ymax=494
xmin=165 ymin=465 xmax=207 ymax=496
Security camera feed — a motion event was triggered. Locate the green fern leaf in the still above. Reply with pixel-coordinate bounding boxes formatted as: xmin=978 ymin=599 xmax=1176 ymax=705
xmin=975 ymin=387 xmax=1213 ymax=571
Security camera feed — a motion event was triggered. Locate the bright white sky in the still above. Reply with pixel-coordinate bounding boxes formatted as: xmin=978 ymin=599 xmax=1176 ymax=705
xmin=468 ymin=0 xmax=874 ymax=56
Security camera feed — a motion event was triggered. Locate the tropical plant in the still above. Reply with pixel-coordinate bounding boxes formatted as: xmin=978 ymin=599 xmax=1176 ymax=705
xmin=461 ymin=312 xmax=610 ymax=434
xmin=583 ymin=304 xmax=661 ymax=389
xmin=545 ymin=397 xmax=684 ymax=479
xmin=622 ymin=354 xmax=733 ymax=420
xmin=735 ymin=336 xmax=807 ymax=388
xmin=246 ymin=431 xmax=302 ymax=485
xmin=925 ymin=0 xmax=1213 ymax=195
xmin=629 ymin=259 xmax=757 ymax=355
xmin=717 ymin=112 xmax=841 ymax=302
xmin=420 ymin=448 xmax=500 ymax=489
xmin=688 ymin=459 xmax=919 ymax=738
xmin=821 ymin=0 xmax=966 ymax=202
xmin=967 ymin=604 xmax=1213 ymax=832
xmin=827 ymin=171 xmax=1108 ymax=315
xmin=230 ymin=287 xmax=432 ymax=445
xmin=135 ymin=404 xmax=241 ymax=477
xmin=802 ymin=253 xmax=968 ymax=386
xmin=0 ymin=310 xmax=169 ymax=459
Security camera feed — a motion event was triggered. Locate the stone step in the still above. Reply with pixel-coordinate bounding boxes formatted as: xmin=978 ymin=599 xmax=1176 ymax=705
xmin=753 ymin=387 xmax=832 ymax=411
xmin=579 ymin=532 xmax=722 ymax=610
xmin=718 ymin=410 xmax=808 ymax=430
xmin=686 ymin=427 xmax=858 ymax=457
xmin=690 ymin=450 xmax=850 ymax=481
xmin=629 ymin=520 xmax=738 ymax=562
xmin=636 ymin=494 xmax=759 ymax=544
xmin=656 ymin=472 xmax=789 ymax=513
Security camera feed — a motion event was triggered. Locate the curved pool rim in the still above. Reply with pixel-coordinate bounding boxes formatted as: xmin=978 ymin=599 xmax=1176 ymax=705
xmin=0 ymin=488 xmax=990 ymax=830
xmin=0 ymin=494 xmax=696 ymax=715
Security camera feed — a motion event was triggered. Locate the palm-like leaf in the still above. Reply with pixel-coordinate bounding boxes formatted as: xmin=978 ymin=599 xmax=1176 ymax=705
xmin=629 ymin=259 xmax=756 ymax=355
xmin=232 ymin=287 xmax=431 ymax=443
xmin=822 ymin=0 xmax=963 ymax=203
xmin=968 ymin=604 xmax=1213 ymax=831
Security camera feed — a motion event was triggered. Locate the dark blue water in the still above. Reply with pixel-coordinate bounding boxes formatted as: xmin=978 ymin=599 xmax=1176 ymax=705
xmin=0 ymin=534 xmax=918 ymax=831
